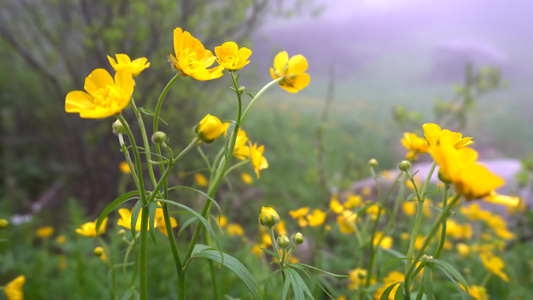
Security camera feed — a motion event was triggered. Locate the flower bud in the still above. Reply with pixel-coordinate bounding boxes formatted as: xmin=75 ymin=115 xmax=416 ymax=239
xmin=112 ymin=119 xmax=127 ymax=135
xmin=277 ymin=235 xmax=291 ymax=249
xmin=292 ymin=232 xmax=304 ymax=245
xmin=151 ymin=131 xmax=167 ymax=144
xmin=0 ymin=219 xmax=8 ymax=229
xmin=195 ymin=114 xmax=225 ymax=143
xmin=118 ymin=229 xmax=126 ymax=237
xmin=258 ymin=206 xmax=280 ymax=228
xmin=238 ymin=86 xmax=246 ymax=93
xmin=399 ymin=160 xmax=411 ymax=172
xmin=94 ymin=246 xmax=104 ymax=257
xmin=368 ymin=158 xmax=378 ymax=167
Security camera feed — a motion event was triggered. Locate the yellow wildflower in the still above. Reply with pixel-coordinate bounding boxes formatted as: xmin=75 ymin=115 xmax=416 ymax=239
xmin=289 ymin=207 xmax=309 ymax=228
xmin=347 ymin=268 xmax=367 ymax=290
xmin=118 ymin=208 xmax=144 ymax=231
xmin=361 ymin=186 xmax=372 ymax=196
xmin=118 ymin=206 xmax=176 ymax=235
xmin=65 ymin=68 xmax=135 ymax=118
xmin=402 ymin=201 xmax=416 ymax=216
xmin=154 ymin=204 xmax=178 ymax=237
xmin=241 ymin=172 xmax=253 ymax=185
xmin=374 ymin=271 xmax=405 ymax=300
xmin=373 ymin=232 xmax=393 ymax=249
xmin=366 ymin=204 xmax=384 ymax=220
xmin=401 ymin=132 xmax=429 ymax=160
xmin=119 ymin=161 xmax=131 ymax=174
xmin=270 ymin=51 xmax=310 ymax=93
xmin=468 ymin=285 xmax=489 ymax=300
xmin=194 ymin=173 xmax=208 ymax=187
xmin=36 ymin=226 xmax=54 ymax=238
xmin=344 ymin=194 xmax=362 ymax=209
xmin=249 ymin=143 xmax=268 ymax=178
xmin=456 ymin=243 xmax=470 ymax=259
xmin=76 ymin=217 xmax=108 ymax=237
xmin=4 ymin=275 xmax=25 ymax=300
xmin=226 ymin=223 xmax=244 ymax=236
xmin=195 ymin=114 xmax=225 ymax=143
xmin=307 ymin=209 xmax=326 ymax=227
xmin=218 ymin=215 xmax=228 ymax=228
xmin=259 ymin=206 xmax=280 ymax=228
xmin=215 ymin=41 xmax=252 ymax=71
xmin=169 ymin=27 xmax=223 ymax=80
xmin=251 ymin=243 xmax=263 ymax=256
xmin=423 ymin=123 xmax=474 ymax=148
xmin=56 ymin=235 xmax=66 ymax=244
xmin=108 ymin=53 xmax=150 ymax=76
xmin=276 ymin=220 xmax=288 ymax=236
xmin=484 ymin=192 xmax=520 ymax=207
xmin=480 ymin=252 xmax=509 ymax=282
xmin=330 ymin=194 xmax=344 ymax=214
xmin=337 ymin=210 xmax=357 ymax=234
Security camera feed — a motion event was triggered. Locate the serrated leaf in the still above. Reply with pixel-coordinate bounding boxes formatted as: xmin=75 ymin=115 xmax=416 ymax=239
xmin=192 ymin=247 xmax=260 ymax=300
xmin=380 ymin=282 xmax=402 ymax=300
xmin=294 ymin=263 xmax=347 ymax=278
xmin=96 ymin=190 xmax=139 ymax=232
xmin=432 ymin=259 xmax=468 ymax=288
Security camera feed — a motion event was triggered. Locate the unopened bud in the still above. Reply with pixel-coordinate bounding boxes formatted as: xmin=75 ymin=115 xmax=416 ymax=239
xmin=94 ymin=246 xmax=104 ymax=257
xmin=238 ymin=86 xmax=246 ymax=93
xmin=112 ymin=119 xmax=127 ymax=135
xmin=0 ymin=219 xmax=8 ymax=229
xmin=118 ymin=229 xmax=126 ymax=237
xmin=258 ymin=206 xmax=280 ymax=228
xmin=368 ymin=158 xmax=378 ymax=167
xmin=292 ymin=232 xmax=304 ymax=245
xmin=277 ymin=235 xmax=291 ymax=249
xmin=399 ymin=160 xmax=411 ymax=172
xmin=151 ymin=131 xmax=167 ymax=144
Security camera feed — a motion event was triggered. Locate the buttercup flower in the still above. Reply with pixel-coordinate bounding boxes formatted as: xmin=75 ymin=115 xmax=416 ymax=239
xmin=194 ymin=173 xmax=208 ymax=187
xmin=259 ymin=206 xmax=280 ymax=228
xmin=108 ymin=54 xmax=150 ymax=76
xmin=480 ymin=252 xmax=509 ymax=282
xmin=76 ymin=217 xmax=108 ymax=237
xmin=423 ymin=123 xmax=473 ymax=148
xmin=374 ymin=271 xmax=405 ymax=300
xmin=241 ymin=172 xmax=253 ymax=185
xmin=468 ymin=285 xmax=489 ymax=300
xmin=154 ymin=203 xmax=178 ymax=237
xmin=249 ymin=143 xmax=268 ymax=178
xmin=169 ymin=27 xmax=224 ymax=80
xmin=401 ymin=132 xmax=429 ymax=160
xmin=270 ymin=51 xmax=310 ymax=93
xmin=223 ymin=123 xmax=250 ymax=160
xmin=4 ymin=275 xmax=25 ymax=300
xmin=337 ymin=210 xmax=357 ymax=234
xmin=289 ymin=207 xmax=310 ymax=227
xmin=36 ymin=226 xmax=54 ymax=238
xmin=215 ymin=42 xmax=252 ymax=71
xmin=195 ymin=114 xmax=225 ymax=143
xmin=307 ymin=209 xmax=326 ymax=227
xmin=347 ymin=268 xmax=367 ymax=290
xmin=119 ymin=161 xmax=131 ymax=174
xmin=65 ymin=68 xmax=135 ymax=118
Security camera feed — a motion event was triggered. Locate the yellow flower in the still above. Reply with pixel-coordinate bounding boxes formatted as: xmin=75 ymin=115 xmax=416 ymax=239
xmin=4 ymin=275 xmax=25 ymax=300
xmin=195 ymin=114 xmax=225 ymax=143
xmin=270 ymin=51 xmax=310 ymax=93
xmin=76 ymin=217 xmax=108 ymax=237
xmin=468 ymin=285 xmax=489 ymax=300
xmin=329 ymin=194 xmax=344 ymax=214
xmin=259 ymin=206 xmax=280 ymax=228
xmin=276 ymin=220 xmax=288 ymax=236
xmin=249 ymin=143 xmax=268 ymax=178
xmin=484 ymin=192 xmax=520 ymax=207
xmin=480 ymin=252 xmax=509 ymax=282
xmin=217 ymin=216 xmax=228 ymax=228
xmin=241 ymin=172 xmax=253 ymax=185
xmin=307 ymin=209 xmax=326 ymax=227
xmin=56 ymin=235 xmax=66 ymax=244
xmin=169 ymin=27 xmax=224 ymax=80
xmin=373 ymin=232 xmax=393 ymax=249
xmin=154 ymin=203 xmax=178 ymax=237
xmin=347 ymin=268 xmax=367 ymax=290
xmin=251 ymin=243 xmax=263 ymax=256
xmin=344 ymin=194 xmax=362 ymax=209
xmin=361 ymin=186 xmax=372 ymax=196
xmin=226 ymin=223 xmax=245 ymax=236
xmin=366 ymin=204 xmax=384 ymax=220
xmin=457 ymin=243 xmax=470 ymax=259
xmin=402 ymin=201 xmax=416 ymax=216
xmin=223 ymin=123 xmax=250 ymax=160
xmin=119 ymin=161 xmax=131 ymax=174
xmin=215 ymin=41 xmax=252 ymax=71
xmin=108 ymin=53 xmax=150 ymax=76
xmin=117 ymin=205 xmax=177 ymax=236
xmin=36 ymin=226 xmax=54 ymax=238
xmin=65 ymin=68 xmax=135 ymax=118
xmin=337 ymin=210 xmax=357 ymax=234
xmin=401 ymin=132 xmax=429 ymax=160
xmin=374 ymin=271 xmax=405 ymax=300
xmin=289 ymin=207 xmax=309 ymax=227
xmin=194 ymin=173 xmax=208 ymax=187
xmin=423 ymin=123 xmax=474 ymax=148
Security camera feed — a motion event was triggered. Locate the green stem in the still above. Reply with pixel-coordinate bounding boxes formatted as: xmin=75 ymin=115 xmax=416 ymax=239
xmin=153 ymin=73 xmax=180 ymax=133
xmin=240 ymin=77 xmax=283 ymax=124
xmin=162 ymin=202 xmax=185 ymax=299
xmin=131 ymin=98 xmax=157 ymax=189
xmin=433 ymin=184 xmax=450 ymax=259
xmin=230 ymin=71 xmax=243 ymax=124
xmin=405 ymin=168 xmax=427 ymax=267
xmin=403 ymin=195 xmax=461 ymax=299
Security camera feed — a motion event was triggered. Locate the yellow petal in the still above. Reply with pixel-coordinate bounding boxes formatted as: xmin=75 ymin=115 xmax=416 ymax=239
xmin=84 ymin=68 xmax=114 ymax=97
xmin=65 ymin=91 xmax=93 ymax=112
xmin=273 ymin=51 xmax=289 ymax=72
xmin=288 ymin=54 xmax=308 ymax=74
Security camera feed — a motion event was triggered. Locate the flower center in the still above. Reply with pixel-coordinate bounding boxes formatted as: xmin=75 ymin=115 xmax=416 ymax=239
xmin=93 ymin=85 xmax=124 ymax=109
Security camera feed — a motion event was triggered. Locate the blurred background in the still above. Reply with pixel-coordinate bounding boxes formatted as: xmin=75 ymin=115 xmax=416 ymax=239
xmin=1 ymin=0 xmax=532 ymax=231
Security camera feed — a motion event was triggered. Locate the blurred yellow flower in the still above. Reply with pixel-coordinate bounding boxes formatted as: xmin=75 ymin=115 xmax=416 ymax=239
xmin=329 ymin=194 xmax=344 ymax=214
xmin=337 ymin=210 xmax=357 ymax=234
xmin=307 ymin=209 xmax=326 ymax=227
xmin=457 ymin=243 xmax=470 ymax=259
xmin=374 ymin=271 xmax=405 ymax=300
xmin=373 ymin=232 xmax=393 ymax=249
xmin=480 ymin=252 xmax=509 ymax=282
xmin=402 ymin=201 xmax=417 ymax=216
xmin=249 ymin=143 xmax=268 ymax=178
xmin=108 ymin=53 xmax=150 ymax=76
xmin=289 ymin=207 xmax=309 ymax=228
xmin=195 ymin=114 xmax=225 ymax=143
xmin=484 ymin=192 xmax=520 ymax=207
xmin=218 ymin=215 xmax=228 ymax=228
xmin=276 ymin=220 xmax=288 ymax=236
xmin=76 ymin=217 xmax=108 ymax=237
xmin=215 ymin=41 xmax=252 ymax=71
xmin=36 ymin=226 xmax=54 ymax=238
xmin=4 ymin=275 xmax=25 ymax=300
xmin=241 ymin=172 xmax=253 ymax=185
xmin=347 ymin=268 xmax=367 ymax=290
xmin=468 ymin=285 xmax=489 ymax=300
xmin=56 ymin=235 xmax=66 ymax=244
xmin=65 ymin=68 xmax=135 ymax=118
xmin=226 ymin=224 xmax=244 ymax=236
xmin=401 ymin=132 xmax=429 ymax=160
xmin=119 ymin=161 xmax=131 ymax=174
xmin=361 ymin=186 xmax=372 ymax=197
xmin=344 ymin=194 xmax=362 ymax=209
xmin=154 ymin=203 xmax=178 ymax=237
xmin=251 ymin=243 xmax=263 ymax=256
xmin=366 ymin=204 xmax=384 ymax=220
xmin=194 ymin=173 xmax=208 ymax=187
xmin=169 ymin=27 xmax=223 ymax=80
xmin=270 ymin=51 xmax=310 ymax=93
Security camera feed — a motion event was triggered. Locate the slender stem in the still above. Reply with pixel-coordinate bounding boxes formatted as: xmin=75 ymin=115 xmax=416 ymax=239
xmin=118 ymin=134 xmax=140 ymax=188
xmin=365 ymin=165 xmax=385 ymax=287
xmin=405 ymin=169 xmax=426 ymax=266
xmin=240 ymin=77 xmax=283 ymax=124
xmin=131 ymin=98 xmax=157 ymax=189
xmin=433 ymin=184 xmax=450 ymax=259
xmin=230 ymin=72 xmax=243 ymax=124
xmin=153 ymin=73 xmax=180 ymax=133
xmin=223 ymin=160 xmax=250 ymax=177
xmin=162 ymin=202 xmax=185 ymax=299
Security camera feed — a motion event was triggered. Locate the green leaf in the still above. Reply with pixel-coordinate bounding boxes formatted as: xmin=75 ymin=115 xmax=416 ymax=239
xmin=440 ymin=267 xmax=467 ymax=300
xmin=431 ymin=259 xmax=468 ymax=288
xmin=285 ymin=269 xmax=305 ymax=300
xmin=282 ymin=272 xmax=291 ymax=300
xmin=96 ymin=190 xmax=139 ymax=233
xmin=148 ymin=201 xmax=158 ymax=244
xmin=291 ymin=265 xmax=336 ymax=300
xmin=167 ymin=186 xmax=222 ymax=215
xmin=130 ymin=200 xmax=143 ymax=239
xmin=263 ymin=269 xmax=281 ymax=300
xmin=381 ymin=247 xmax=406 ymax=259
xmin=294 ymin=263 xmax=348 ymax=278
xmin=192 ymin=245 xmax=260 ymax=300
xmin=380 ymin=282 xmax=402 ymax=300
xmin=287 ymin=268 xmax=314 ymax=300
xmin=385 ymin=257 xmax=408 ymax=268
xmin=394 ymin=283 xmax=404 ymax=300
xmin=259 ymin=247 xmax=281 ymax=260
xmin=224 ymin=121 xmax=237 ymax=161
xmin=422 ymin=267 xmax=435 ymax=300
xmin=178 ymin=217 xmax=197 ymax=237
xmin=139 ymin=107 xmax=168 ymax=125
